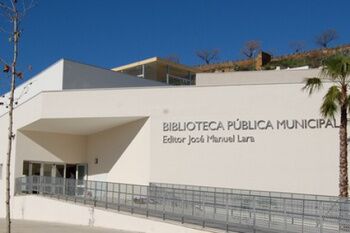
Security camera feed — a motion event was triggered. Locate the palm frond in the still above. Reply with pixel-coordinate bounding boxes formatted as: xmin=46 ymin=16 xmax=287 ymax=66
xmin=321 ymin=55 xmax=350 ymax=83
xmin=303 ymin=77 xmax=323 ymax=95
xmin=320 ymin=86 xmax=341 ymax=118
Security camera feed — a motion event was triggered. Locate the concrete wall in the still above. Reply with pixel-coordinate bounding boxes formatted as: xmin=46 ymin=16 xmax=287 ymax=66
xmin=0 ymin=166 xmax=3 ymax=218
xmin=62 ymin=60 xmax=166 ymax=89
xmin=195 ymin=69 xmax=321 ymax=86
xmin=15 ymin=131 xmax=87 ymax=178
xmin=0 ymin=60 xmax=64 ymax=116
xmin=86 ymin=118 xmax=151 ymax=185
xmin=12 ymin=195 xmax=211 ymax=233
xmin=149 ymin=83 xmax=339 ymax=195
xmin=31 ymin=82 xmax=341 ymax=196
xmin=0 ymin=68 xmax=346 ymax=218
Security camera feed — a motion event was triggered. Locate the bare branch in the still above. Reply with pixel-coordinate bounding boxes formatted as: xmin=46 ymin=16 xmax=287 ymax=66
xmin=0 ymin=2 xmax=15 ymax=13
xmin=0 ymin=57 xmax=10 ymax=66
xmin=196 ymin=49 xmax=220 ymax=64
xmin=315 ymin=29 xmax=338 ymax=48
xmin=241 ymin=40 xmax=261 ymax=59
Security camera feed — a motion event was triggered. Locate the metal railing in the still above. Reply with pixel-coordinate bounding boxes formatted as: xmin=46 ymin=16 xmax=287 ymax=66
xmin=15 ymin=176 xmax=350 ymax=233
xmin=150 ymin=182 xmax=346 ymax=202
xmin=166 ymin=74 xmax=194 ymax=85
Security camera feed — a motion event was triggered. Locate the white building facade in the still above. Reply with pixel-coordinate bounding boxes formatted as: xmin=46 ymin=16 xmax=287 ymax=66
xmin=0 ymin=60 xmax=346 ymax=221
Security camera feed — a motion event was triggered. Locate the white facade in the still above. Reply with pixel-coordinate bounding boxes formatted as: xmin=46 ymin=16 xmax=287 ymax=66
xmin=0 ymin=61 xmax=347 ymax=222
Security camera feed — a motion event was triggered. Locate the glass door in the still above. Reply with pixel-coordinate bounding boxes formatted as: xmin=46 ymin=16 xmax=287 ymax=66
xmin=31 ymin=163 xmax=41 ymax=193
xmin=76 ymin=164 xmax=87 ymax=196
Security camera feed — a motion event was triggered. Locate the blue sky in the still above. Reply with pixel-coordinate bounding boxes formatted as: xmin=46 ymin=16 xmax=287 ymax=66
xmin=0 ymin=0 xmax=349 ymax=92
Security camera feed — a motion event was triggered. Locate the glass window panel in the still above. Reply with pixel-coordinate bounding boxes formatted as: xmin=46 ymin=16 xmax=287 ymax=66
xmin=43 ymin=164 xmax=52 ymax=177
xmin=32 ymin=163 xmax=41 ymax=176
xmin=55 ymin=165 xmax=64 ymax=178
xmin=77 ymin=165 xmax=85 ymax=180
xmin=23 ymin=161 xmax=30 ymax=176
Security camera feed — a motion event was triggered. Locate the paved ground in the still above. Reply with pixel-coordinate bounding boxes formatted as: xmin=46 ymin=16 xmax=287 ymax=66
xmin=0 ymin=219 xmax=140 ymax=233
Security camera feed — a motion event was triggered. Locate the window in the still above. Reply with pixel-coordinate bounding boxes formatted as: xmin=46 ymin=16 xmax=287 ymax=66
xmin=23 ymin=161 xmax=30 ymax=176
xmin=31 ymin=163 xmax=41 ymax=176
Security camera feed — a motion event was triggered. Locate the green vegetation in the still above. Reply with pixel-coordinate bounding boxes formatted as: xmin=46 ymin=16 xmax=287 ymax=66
xmin=303 ymin=54 xmax=350 ymax=197
xmin=263 ymin=56 xmax=324 ymax=70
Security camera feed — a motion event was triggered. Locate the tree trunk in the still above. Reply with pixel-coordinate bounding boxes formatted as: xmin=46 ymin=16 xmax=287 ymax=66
xmin=5 ymin=10 xmax=19 ymax=233
xmin=339 ymin=90 xmax=349 ymax=197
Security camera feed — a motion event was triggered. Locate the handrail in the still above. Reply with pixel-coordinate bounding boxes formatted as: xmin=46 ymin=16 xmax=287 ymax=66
xmin=150 ymin=182 xmax=350 ymax=202
xmin=15 ymin=176 xmax=350 ymax=233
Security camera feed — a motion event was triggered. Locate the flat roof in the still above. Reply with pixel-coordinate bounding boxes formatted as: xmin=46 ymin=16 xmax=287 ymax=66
xmin=112 ymin=57 xmax=199 ymax=73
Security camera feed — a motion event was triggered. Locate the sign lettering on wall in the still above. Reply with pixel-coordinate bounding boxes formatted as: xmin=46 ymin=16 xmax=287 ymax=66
xmin=161 ymin=119 xmax=338 ymax=145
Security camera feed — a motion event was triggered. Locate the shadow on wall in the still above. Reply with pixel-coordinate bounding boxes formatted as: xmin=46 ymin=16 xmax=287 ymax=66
xmin=86 ymin=118 xmax=148 ymax=177
xmin=16 ymin=117 xmax=148 ymax=179
xmin=17 ymin=130 xmax=87 ymax=164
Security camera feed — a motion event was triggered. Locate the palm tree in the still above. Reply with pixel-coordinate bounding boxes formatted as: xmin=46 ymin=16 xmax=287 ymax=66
xmin=303 ymin=54 xmax=350 ymax=197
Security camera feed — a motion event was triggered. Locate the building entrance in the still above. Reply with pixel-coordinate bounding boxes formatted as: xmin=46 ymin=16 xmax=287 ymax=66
xmin=22 ymin=161 xmax=88 ymax=180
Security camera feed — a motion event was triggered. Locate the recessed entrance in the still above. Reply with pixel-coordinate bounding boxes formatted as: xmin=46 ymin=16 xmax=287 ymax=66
xmin=22 ymin=161 xmax=87 ymax=180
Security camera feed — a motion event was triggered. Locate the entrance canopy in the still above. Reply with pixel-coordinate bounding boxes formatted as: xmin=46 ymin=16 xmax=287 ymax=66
xmin=20 ymin=116 xmax=145 ymax=135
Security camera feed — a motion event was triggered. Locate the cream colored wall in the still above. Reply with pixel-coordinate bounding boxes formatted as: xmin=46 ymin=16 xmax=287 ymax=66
xmin=15 ymin=131 xmax=87 ymax=178
xmin=86 ymin=118 xmax=150 ymax=185
xmin=149 ymin=83 xmax=339 ymax=195
xmin=35 ymin=83 xmax=341 ymax=196
xmin=0 ymin=171 xmax=3 ymax=218
xmin=0 ymin=93 xmax=43 ymax=217
xmin=12 ymin=195 xmax=212 ymax=233
xmin=0 ymin=76 xmax=346 ymax=208
xmin=195 ymin=69 xmax=321 ymax=86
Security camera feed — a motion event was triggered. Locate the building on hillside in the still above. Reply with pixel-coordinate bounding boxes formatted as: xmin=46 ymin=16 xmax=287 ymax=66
xmin=0 ymin=59 xmax=348 ymax=231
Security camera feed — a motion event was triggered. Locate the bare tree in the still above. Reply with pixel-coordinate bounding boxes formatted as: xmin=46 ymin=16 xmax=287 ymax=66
xmin=289 ymin=41 xmax=306 ymax=53
xmin=163 ymin=54 xmax=180 ymax=64
xmin=0 ymin=1 xmax=35 ymax=233
xmin=241 ymin=40 xmax=261 ymax=58
xmin=196 ymin=49 xmax=220 ymax=64
xmin=315 ymin=29 xmax=338 ymax=48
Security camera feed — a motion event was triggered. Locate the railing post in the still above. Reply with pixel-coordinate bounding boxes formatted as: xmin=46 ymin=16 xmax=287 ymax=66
xmin=74 ymin=179 xmax=77 ymax=203
xmin=94 ymin=181 xmax=97 ymax=207
xmin=83 ymin=180 xmax=87 ymax=205
xmin=319 ymin=201 xmax=324 ymax=233
xmin=182 ymin=189 xmax=185 ymax=224
xmin=192 ymin=190 xmax=195 ymax=216
xmin=105 ymin=182 xmax=108 ymax=209
xmin=301 ymin=199 xmax=305 ymax=233
xmin=172 ymin=188 xmax=175 ymax=213
xmin=146 ymin=186 xmax=150 ymax=217
xmin=131 ymin=184 xmax=134 ymax=214
xmin=283 ymin=198 xmax=287 ymax=233
xmin=239 ymin=194 xmax=242 ymax=225
xmin=338 ymin=200 xmax=342 ymax=233
xmin=214 ymin=187 xmax=217 ymax=214
xmin=226 ymin=193 xmax=229 ymax=232
xmin=111 ymin=183 xmax=114 ymax=208
xmin=63 ymin=176 xmax=66 ymax=196
xmin=268 ymin=195 xmax=272 ymax=229
xmin=40 ymin=176 xmax=43 ymax=194
xmin=117 ymin=183 xmax=120 ymax=211
xmin=163 ymin=192 xmax=166 ymax=220
xmin=202 ymin=197 xmax=206 ymax=228
xmin=29 ymin=176 xmax=33 ymax=194
xmin=253 ymin=196 xmax=256 ymax=232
